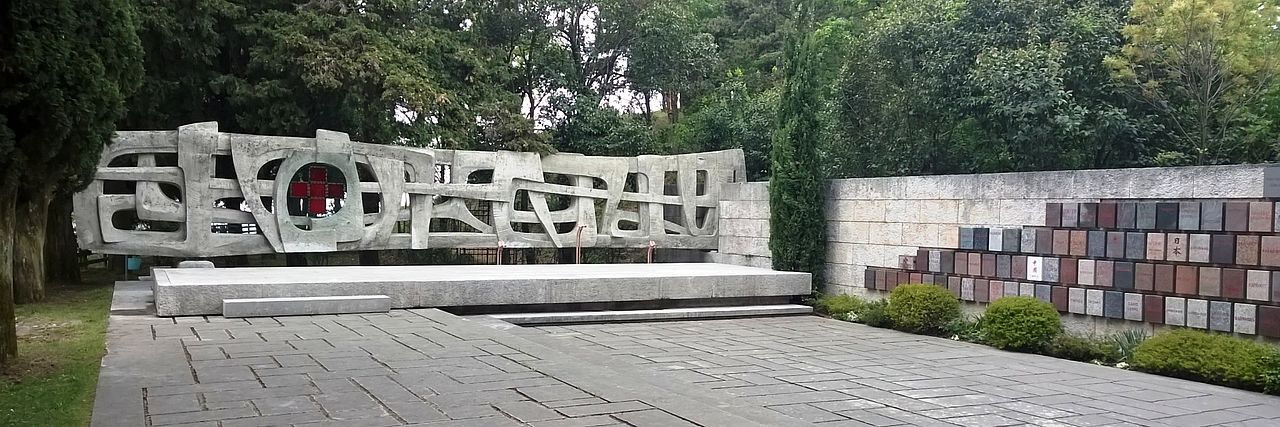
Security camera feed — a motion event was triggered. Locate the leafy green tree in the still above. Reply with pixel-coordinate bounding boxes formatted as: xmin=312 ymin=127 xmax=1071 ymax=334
xmin=675 ymin=77 xmax=779 ymax=179
xmin=1106 ymin=0 xmax=1280 ymax=165
xmin=0 ymin=0 xmax=143 ymax=362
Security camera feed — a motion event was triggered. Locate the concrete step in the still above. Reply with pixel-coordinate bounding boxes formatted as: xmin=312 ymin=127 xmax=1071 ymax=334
xmin=111 ymin=280 xmax=155 ymax=315
xmin=222 ymin=295 xmax=392 ymax=318
xmin=487 ymin=304 xmax=813 ymax=325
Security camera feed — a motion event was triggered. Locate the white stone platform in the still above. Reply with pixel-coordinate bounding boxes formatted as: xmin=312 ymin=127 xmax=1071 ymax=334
xmin=152 ymin=263 xmax=811 ymax=316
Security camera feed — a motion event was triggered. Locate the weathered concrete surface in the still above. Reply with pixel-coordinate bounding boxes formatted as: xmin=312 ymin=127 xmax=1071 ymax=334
xmin=74 ymin=122 xmax=746 ymax=257
xmin=222 ymin=295 xmax=392 ymax=318
xmin=486 ymin=304 xmax=812 ymax=325
xmin=153 ymin=263 xmax=812 ymax=316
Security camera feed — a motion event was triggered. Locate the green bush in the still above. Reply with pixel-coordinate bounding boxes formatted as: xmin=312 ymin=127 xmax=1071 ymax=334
xmin=1131 ymin=329 xmax=1280 ymax=392
xmin=980 ymin=296 xmax=1061 ymax=352
xmin=855 ymin=299 xmax=892 ymax=328
xmin=886 ymin=284 xmax=960 ymax=335
xmin=945 ymin=314 xmax=984 ymax=342
xmin=815 ymin=294 xmax=865 ymax=318
xmin=1043 ymin=333 xmax=1119 ymax=364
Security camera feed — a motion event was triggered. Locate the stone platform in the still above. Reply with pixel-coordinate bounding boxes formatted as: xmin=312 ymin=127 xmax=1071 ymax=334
xmin=152 ymin=263 xmax=811 ymax=316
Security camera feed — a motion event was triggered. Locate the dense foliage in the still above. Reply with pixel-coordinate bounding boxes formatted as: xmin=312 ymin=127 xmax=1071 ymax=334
xmin=978 ymin=297 xmax=1062 ymax=352
xmin=885 ymin=284 xmax=961 ymax=335
xmin=1131 ymin=329 xmax=1280 ymax=392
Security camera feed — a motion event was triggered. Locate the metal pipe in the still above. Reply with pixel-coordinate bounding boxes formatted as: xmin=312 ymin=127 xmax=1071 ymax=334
xmin=575 ymin=225 xmax=586 ymax=264
xmin=647 ymin=240 xmax=656 ymax=264
xmin=496 ymin=241 xmax=505 ymax=265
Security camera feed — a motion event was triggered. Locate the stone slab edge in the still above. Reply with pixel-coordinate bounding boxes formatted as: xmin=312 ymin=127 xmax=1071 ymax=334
xmin=222 ymin=295 xmax=392 ymax=318
xmin=489 ymin=304 xmax=813 ymax=325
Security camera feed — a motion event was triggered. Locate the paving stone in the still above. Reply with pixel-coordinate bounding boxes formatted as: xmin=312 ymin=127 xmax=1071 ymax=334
xmin=1046 ymin=203 xmax=1063 ymax=227
xmin=1201 ymin=201 xmax=1225 ymax=231
xmin=1076 ymin=260 xmax=1095 ymax=286
xmin=1117 ymin=202 xmax=1138 ymax=229
xmin=1235 ymin=304 xmax=1258 ymax=335
xmin=1125 ymin=232 xmax=1146 ymax=260
xmin=1069 ymin=231 xmax=1087 ymax=256
xmin=1052 ymin=230 xmax=1070 ymax=255
xmin=1154 ymin=264 xmax=1175 ymax=293
xmin=1068 ymin=288 xmax=1086 ymax=314
xmin=1189 ymin=234 xmax=1212 ymax=263
xmin=1143 ymin=295 xmax=1164 ymax=323
xmin=1098 ymin=202 xmax=1118 ymax=228
xmin=1187 ymin=299 xmax=1210 ymax=329
xmin=1247 ymin=270 xmax=1271 ymax=301
xmin=1223 ymin=268 xmax=1246 ymax=299
xmin=1237 ymin=235 xmax=1261 ymax=265
xmin=147 ymin=393 xmax=202 ymax=415
xmin=1095 ymin=261 xmax=1113 ymax=288
xmin=1175 ymin=265 xmax=1199 ymax=295
xmin=1165 ymin=297 xmax=1187 ymax=326
xmin=494 ymin=400 xmax=562 ymax=422
xmin=253 ymin=395 xmax=320 ymax=416
xmin=1225 ymin=202 xmax=1250 ymax=232
xmin=1209 ymin=301 xmax=1234 ymax=332
xmin=1145 ymin=233 xmax=1165 ymax=260
xmin=1199 ymin=267 xmax=1222 ymax=297
xmin=383 ymin=401 xmax=449 ymax=423
xmin=1114 ymin=262 xmax=1135 ymax=290
xmin=1086 ymin=289 xmax=1104 ymax=316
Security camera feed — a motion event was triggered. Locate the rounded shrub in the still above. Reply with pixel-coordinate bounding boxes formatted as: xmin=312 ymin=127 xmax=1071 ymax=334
xmin=1131 ymin=329 xmax=1280 ymax=392
xmin=815 ymin=294 xmax=865 ymax=318
xmin=886 ymin=284 xmax=960 ymax=335
xmin=979 ymin=296 xmax=1061 ymax=352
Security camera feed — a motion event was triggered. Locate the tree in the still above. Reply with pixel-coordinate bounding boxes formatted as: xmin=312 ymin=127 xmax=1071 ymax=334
xmin=1106 ymin=0 xmax=1280 ymax=165
xmin=0 ymin=0 xmax=143 ymax=361
xmin=770 ymin=0 xmax=826 ymax=292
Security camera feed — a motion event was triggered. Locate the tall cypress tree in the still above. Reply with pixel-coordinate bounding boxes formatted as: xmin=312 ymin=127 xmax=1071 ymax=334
xmin=769 ymin=0 xmax=826 ymax=292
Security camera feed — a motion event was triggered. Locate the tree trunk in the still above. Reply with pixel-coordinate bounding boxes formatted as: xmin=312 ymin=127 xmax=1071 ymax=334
xmin=14 ymin=186 xmax=52 ymax=304
xmin=0 ymin=183 xmax=19 ymax=364
xmin=44 ymin=192 xmax=80 ymax=285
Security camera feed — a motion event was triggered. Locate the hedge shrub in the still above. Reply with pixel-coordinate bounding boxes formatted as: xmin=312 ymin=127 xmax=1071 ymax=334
xmin=980 ymin=297 xmax=1061 ymax=352
xmin=815 ymin=294 xmax=865 ymax=318
xmin=886 ymin=284 xmax=959 ymax=335
xmin=855 ymin=299 xmax=892 ymax=328
xmin=1043 ymin=333 xmax=1118 ymax=363
xmin=1131 ymin=329 xmax=1280 ymax=392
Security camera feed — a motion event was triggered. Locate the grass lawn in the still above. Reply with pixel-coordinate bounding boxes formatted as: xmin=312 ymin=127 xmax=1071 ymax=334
xmin=0 ymin=269 xmax=115 ymax=427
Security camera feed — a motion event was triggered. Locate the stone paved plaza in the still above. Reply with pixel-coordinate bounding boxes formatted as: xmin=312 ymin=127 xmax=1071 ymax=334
xmin=93 ymin=307 xmax=1280 ymax=427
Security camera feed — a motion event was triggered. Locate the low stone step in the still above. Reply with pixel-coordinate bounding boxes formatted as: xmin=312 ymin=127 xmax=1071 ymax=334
xmin=487 ymin=304 xmax=813 ymax=325
xmin=222 ymin=295 xmax=391 ymax=318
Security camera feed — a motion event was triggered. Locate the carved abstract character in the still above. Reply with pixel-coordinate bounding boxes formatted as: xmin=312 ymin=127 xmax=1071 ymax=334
xmin=72 ymin=123 xmax=746 ymax=257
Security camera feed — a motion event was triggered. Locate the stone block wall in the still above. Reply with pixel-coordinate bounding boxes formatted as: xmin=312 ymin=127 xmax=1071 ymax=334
xmin=709 ymin=182 xmax=772 ymax=269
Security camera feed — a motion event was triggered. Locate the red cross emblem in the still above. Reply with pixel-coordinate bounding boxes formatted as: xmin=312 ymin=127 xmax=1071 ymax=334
xmin=288 ymin=165 xmax=345 ymax=216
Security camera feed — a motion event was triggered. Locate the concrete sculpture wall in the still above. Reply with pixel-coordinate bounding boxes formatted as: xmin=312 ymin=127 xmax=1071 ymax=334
xmin=73 ymin=122 xmax=746 ymax=257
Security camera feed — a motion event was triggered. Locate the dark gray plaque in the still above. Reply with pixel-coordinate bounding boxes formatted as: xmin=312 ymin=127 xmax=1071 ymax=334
xmin=864 ymin=268 xmax=876 ymax=289
xmin=1155 ymin=202 xmax=1180 ymax=230
xmin=1087 ymin=230 xmax=1106 ymax=257
xmin=939 ymin=250 xmax=955 ymax=273
xmin=1114 ymin=262 xmax=1135 ymax=290
xmin=973 ymin=228 xmax=989 ymax=252
xmin=1035 ymin=284 xmax=1052 ymax=303
xmin=1002 ymin=229 xmax=1021 ymax=253
xmin=1179 ymin=202 xmax=1200 ymax=231
xmin=997 ymin=255 xmax=1012 ymax=278
xmin=1186 ymin=299 xmax=1209 ymax=329
xmin=1104 ymin=291 xmax=1125 ymax=319
xmin=1106 ymin=231 xmax=1126 ymax=258
xmin=1079 ymin=203 xmax=1098 ymax=228
xmin=1210 ymin=234 xmax=1235 ymax=264
xmin=1201 ymin=201 xmax=1224 ymax=231
xmin=1209 ymin=301 xmax=1233 ymax=332
xmin=1117 ymin=202 xmax=1137 ymax=229
xmin=1136 ymin=203 xmax=1158 ymax=229
xmin=959 ymin=227 xmax=974 ymax=249
xmin=1125 ymin=232 xmax=1146 ymax=260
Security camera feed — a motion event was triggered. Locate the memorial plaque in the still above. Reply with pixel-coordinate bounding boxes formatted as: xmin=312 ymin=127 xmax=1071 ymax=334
xmin=1237 ymin=235 xmax=1260 ymax=265
xmin=1166 ymin=233 xmax=1189 ymax=262
xmin=1201 ymin=200 xmax=1224 ymax=231
xmin=1128 ymin=264 xmax=1150 ymax=292
xmin=1060 ymin=258 xmax=1078 ymax=284
xmin=948 ymin=276 xmax=962 ymax=297
xmin=899 ymin=255 xmax=916 ymax=270
xmin=1124 ymin=293 xmax=1143 ymax=321
xmin=1002 ymin=229 xmax=1021 ymax=254
xmin=1234 ymin=303 xmax=1257 ymax=335
xmin=982 ymin=253 xmax=997 ymax=277
xmin=1033 ymin=284 xmax=1050 ymax=303
xmin=1069 ymin=230 xmax=1088 ymax=256
xmin=1188 ymin=234 xmax=1211 ymax=263
xmin=928 ymin=250 xmax=942 ymax=272
xmin=1077 ymin=259 xmax=1096 ymax=286
xmin=1005 ymin=281 xmax=1020 ymax=297
xmin=1175 ymin=265 xmax=1199 ymax=295
xmin=975 ymin=279 xmax=990 ymax=303
xmin=959 ymin=227 xmax=974 ymax=249
xmin=917 ymin=250 xmax=931 ymax=270
xmin=939 ymin=250 xmax=955 ymax=273
xmin=1043 ymin=257 xmax=1060 ymax=282
xmin=989 ymin=280 xmax=1004 ymax=302
xmin=1117 ymin=202 xmax=1137 ymax=229
xmin=1222 ymin=268 xmax=1245 ymax=299
xmin=1079 ymin=203 xmax=1098 ymax=228
xmin=997 ymin=255 xmax=1012 ymax=278
xmin=909 ymin=273 xmax=923 ymax=283
xmin=1224 ymin=202 xmax=1249 ymax=232
xmin=1105 ymin=291 xmax=1124 ymax=318
xmin=864 ymin=268 xmax=876 ymax=289
xmin=1106 ymin=231 xmax=1126 ymax=258
xmin=1259 ymin=306 xmax=1280 ymax=338
xmin=1087 ymin=289 xmax=1105 ymax=316
xmin=1186 ymin=299 xmax=1209 ymax=329
xmin=923 ymin=274 xmax=935 ymax=285
xmin=1262 ymin=236 xmax=1280 ymax=267
xmin=1249 ymin=201 xmax=1273 ymax=232
xmin=1145 ymin=233 xmax=1165 ymax=260
xmin=1036 ymin=228 xmax=1053 ymax=254
xmin=1144 ymin=295 xmax=1164 ymax=323
xmin=1210 ymin=234 xmax=1236 ymax=264
xmin=1156 ymin=202 xmax=1180 ymax=230
xmin=973 ymin=227 xmax=989 ymax=251
xmin=1198 ymin=267 xmax=1222 ymax=297
xmin=1154 ymin=264 xmax=1175 ymax=293
xmin=1052 ymin=286 xmax=1069 ymax=311
xmin=876 ymin=269 xmax=888 ymax=290
xmin=1021 ymin=228 xmax=1037 ymax=253
xmin=1027 ymin=256 xmax=1043 ymax=281
xmin=1114 ymin=262 xmax=1135 ymax=290
xmin=1012 ymin=255 xmax=1027 ymax=278
xmin=1020 ymin=282 xmax=1035 ymax=297
xmin=1273 ymin=271 xmax=1280 ymax=302
xmin=1247 ymin=270 xmax=1271 ymax=301
xmin=1275 ymin=202 xmax=1280 ymax=234
xmin=1098 ymin=202 xmax=1118 ymax=228
xmin=961 ymin=278 xmax=975 ymax=301
xmin=1045 ymin=203 xmax=1062 ymax=227
xmin=968 ymin=253 xmax=982 ymax=275
xmin=988 ymin=228 xmax=1003 ymax=252
xmin=1087 ymin=230 xmax=1106 ymax=257
xmin=953 ymin=252 xmax=968 ymax=275
xmin=1209 ymin=301 xmax=1233 ymax=332
xmin=1125 ymin=232 xmax=1146 ymax=259
xmin=1095 ymin=260 xmax=1114 ymax=287
xmin=1062 ymin=203 xmax=1079 ymax=228
xmin=1136 ymin=203 xmax=1157 ymax=229
xmin=1052 ymin=230 xmax=1070 ymax=255
xmin=1165 ymin=297 xmax=1187 ymax=326
xmin=1179 ymin=201 xmax=1200 ymax=231
xmin=1068 ymin=288 xmax=1086 ymax=314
